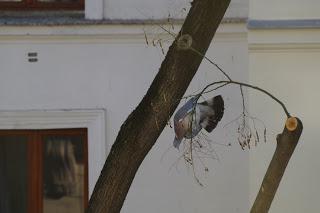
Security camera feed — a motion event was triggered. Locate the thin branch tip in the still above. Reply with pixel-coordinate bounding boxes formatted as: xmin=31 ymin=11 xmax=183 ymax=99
xmin=197 ymin=80 xmax=291 ymax=119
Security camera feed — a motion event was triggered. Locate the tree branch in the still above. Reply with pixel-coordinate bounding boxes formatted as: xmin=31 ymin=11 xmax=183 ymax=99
xmin=197 ymin=80 xmax=291 ymax=118
xmin=251 ymin=117 xmax=303 ymax=212
xmin=86 ymin=1 xmax=231 ymax=212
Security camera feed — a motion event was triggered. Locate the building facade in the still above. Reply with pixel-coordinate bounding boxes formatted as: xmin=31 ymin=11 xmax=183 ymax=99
xmin=0 ymin=0 xmax=318 ymax=212
xmin=248 ymin=0 xmax=320 ymax=212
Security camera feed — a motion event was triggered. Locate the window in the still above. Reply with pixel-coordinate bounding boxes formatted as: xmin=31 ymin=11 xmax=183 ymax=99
xmin=0 ymin=128 xmax=88 ymax=213
xmin=0 ymin=0 xmax=84 ymax=10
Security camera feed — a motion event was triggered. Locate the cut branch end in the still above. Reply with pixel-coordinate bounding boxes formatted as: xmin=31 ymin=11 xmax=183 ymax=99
xmin=285 ymin=117 xmax=298 ymax=132
xmin=251 ymin=117 xmax=302 ymax=213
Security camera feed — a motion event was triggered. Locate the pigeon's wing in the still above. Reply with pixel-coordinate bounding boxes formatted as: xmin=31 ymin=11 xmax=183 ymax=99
xmin=184 ymin=107 xmax=202 ymax=139
xmin=198 ymin=95 xmax=224 ymax=132
xmin=173 ymin=97 xmax=198 ymax=149
xmin=174 ymin=97 xmax=196 ymax=123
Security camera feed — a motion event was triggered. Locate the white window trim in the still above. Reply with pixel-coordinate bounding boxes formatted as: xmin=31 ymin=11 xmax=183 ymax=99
xmin=85 ymin=0 xmax=104 ymax=20
xmin=0 ymin=109 xmax=106 ymax=196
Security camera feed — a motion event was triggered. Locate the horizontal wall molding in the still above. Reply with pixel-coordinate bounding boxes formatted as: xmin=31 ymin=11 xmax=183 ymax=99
xmin=248 ymin=24 xmax=320 ymax=52
xmin=248 ymin=19 xmax=320 ymax=30
xmin=0 ymin=16 xmax=245 ymax=27
xmin=0 ymin=109 xmax=105 ymax=129
xmin=0 ymin=22 xmax=247 ymax=43
xmin=249 ymin=43 xmax=320 ymax=52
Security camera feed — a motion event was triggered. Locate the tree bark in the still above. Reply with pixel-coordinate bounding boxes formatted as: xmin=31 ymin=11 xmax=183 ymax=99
xmin=86 ymin=0 xmax=231 ymax=212
xmin=251 ymin=117 xmax=303 ymax=213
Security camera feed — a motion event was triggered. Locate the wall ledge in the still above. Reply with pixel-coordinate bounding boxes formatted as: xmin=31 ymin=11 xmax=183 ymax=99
xmin=0 ymin=13 xmax=246 ymax=26
xmin=248 ymin=19 xmax=320 ymax=30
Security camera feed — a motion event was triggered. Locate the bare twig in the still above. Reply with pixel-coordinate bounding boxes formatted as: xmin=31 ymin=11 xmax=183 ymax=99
xmin=190 ymin=47 xmax=232 ymax=81
xmin=195 ymin=80 xmax=291 ymax=118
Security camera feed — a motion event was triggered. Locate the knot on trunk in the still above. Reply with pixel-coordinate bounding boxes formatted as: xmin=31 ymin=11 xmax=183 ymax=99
xmin=177 ymin=34 xmax=193 ymax=50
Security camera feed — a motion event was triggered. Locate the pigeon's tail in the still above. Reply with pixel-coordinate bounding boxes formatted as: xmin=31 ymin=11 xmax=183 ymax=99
xmin=212 ymin=95 xmax=224 ymax=118
xmin=199 ymin=95 xmax=224 ymax=132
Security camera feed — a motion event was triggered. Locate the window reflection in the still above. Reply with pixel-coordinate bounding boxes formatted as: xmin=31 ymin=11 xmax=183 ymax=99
xmin=43 ymin=135 xmax=85 ymax=213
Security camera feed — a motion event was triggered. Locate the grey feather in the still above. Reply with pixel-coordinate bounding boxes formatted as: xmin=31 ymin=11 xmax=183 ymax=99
xmin=173 ymin=95 xmax=224 ymax=149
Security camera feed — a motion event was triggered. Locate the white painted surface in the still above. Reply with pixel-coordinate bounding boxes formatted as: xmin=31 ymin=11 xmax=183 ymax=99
xmin=249 ymin=0 xmax=320 ymax=20
xmin=225 ymin=0 xmax=249 ymax=19
xmin=85 ymin=0 xmax=104 ymax=20
xmin=103 ymin=0 xmax=188 ymax=20
xmin=248 ymin=28 xmax=320 ymax=212
xmin=0 ymin=23 xmax=249 ymax=212
xmin=102 ymin=0 xmax=248 ymax=20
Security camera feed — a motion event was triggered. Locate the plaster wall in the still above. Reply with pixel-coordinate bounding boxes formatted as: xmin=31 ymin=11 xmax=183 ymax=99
xmin=85 ymin=0 xmax=248 ymax=20
xmin=248 ymin=29 xmax=320 ymax=212
xmin=103 ymin=0 xmax=248 ymax=19
xmin=0 ymin=23 xmax=249 ymax=212
xmin=249 ymin=0 xmax=320 ymax=20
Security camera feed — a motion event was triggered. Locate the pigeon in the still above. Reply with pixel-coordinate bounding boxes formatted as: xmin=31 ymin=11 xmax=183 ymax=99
xmin=173 ymin=95 xmax=224 ymax=149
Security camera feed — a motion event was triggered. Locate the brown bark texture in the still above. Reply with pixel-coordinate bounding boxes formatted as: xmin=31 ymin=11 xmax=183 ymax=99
xmin=86 ymin=0 xmax=231 ymax=212
xmin=251 ymin=117 xmax=303 ymax=213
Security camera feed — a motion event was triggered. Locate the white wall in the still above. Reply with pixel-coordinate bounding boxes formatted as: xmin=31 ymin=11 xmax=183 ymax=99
xmin=250 ymin=0 xmax=320 ymax=20
xmin=85 ymin=0 xmax=248 ymax=20
xmin=248 ymin=1 xmax=320 ymax=212
xmin=0 ymin=23 xmax=249 ymax=212
xmin=249 ymin=50 xmax=320 ymax=213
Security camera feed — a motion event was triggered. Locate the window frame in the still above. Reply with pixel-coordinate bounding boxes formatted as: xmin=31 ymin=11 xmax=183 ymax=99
xmin=0 ymin=109 xmax=107 ymax=198
xmin=0 ymin=128 xmax=88 ymax=213
xmin=0 ymin=0 xmax=84 ymax=10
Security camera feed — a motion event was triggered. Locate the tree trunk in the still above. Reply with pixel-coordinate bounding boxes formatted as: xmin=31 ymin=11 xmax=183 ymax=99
xmin=86 ymin=0 xmax=231 ymax=212
xmin=251 ymin=117 xmax=303 ymax=212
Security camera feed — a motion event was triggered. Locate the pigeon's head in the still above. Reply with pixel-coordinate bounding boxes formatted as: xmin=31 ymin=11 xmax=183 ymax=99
xmin=172 ymin=95 xmax=200 ymax=149
xmin=173 ymin=116 xmax=191 ymax=149
xmin=174 ymin=117 xmax=189 ymax=140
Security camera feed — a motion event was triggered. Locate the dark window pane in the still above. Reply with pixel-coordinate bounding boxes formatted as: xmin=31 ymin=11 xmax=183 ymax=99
xmin=0 ymin=0 xmax=22 ymax=2
xmin=0 ymin=136 xmax=28 ymax=213
xmin=43 ymin=135 xmax=85 ymax=213
xmin=37 ymin=0 xmax=80 ymax=2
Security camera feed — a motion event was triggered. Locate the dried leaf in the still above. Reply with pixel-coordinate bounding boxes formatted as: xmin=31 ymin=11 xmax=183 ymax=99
xmin=255 ymin=130 xmax=259 ymax=143
xmin=238 ymin=138 xmax=244 ymax=150
xmin=159 ymin=40 xmax=165 ymax=55
xmin=143 ymin=30 xmax=149 ymax=45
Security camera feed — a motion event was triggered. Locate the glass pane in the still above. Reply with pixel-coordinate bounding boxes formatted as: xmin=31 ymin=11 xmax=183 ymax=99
xmin=0 ymin=0 xmax=22 ymax=2
xmin=37 ymin=0 xmax=80 ymax=2
xmin=43 ymin=135 xmax=86 ymax=213
xmin=0 ymin=135 xmax=28 ymax=213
